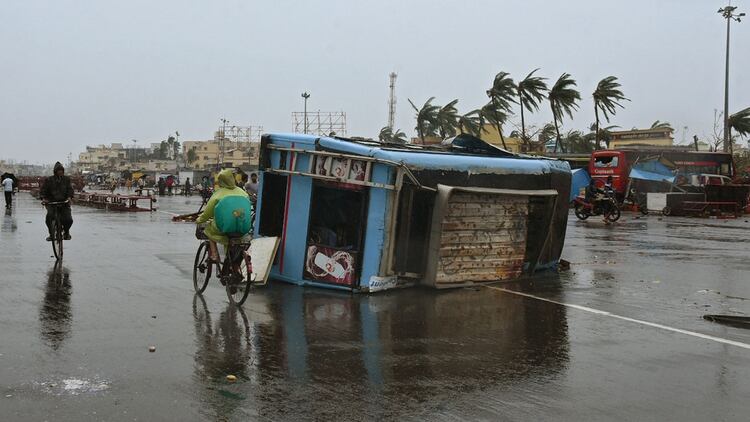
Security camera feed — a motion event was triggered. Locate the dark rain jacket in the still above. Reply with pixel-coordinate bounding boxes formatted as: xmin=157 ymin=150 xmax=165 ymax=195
xmin=40 ymin=162 xmax=74 ymax=203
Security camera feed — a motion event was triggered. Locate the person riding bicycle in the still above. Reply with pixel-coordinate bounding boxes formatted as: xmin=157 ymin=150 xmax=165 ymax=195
xmin=196 ymin=169 xmax=253 ymax=262
xmin=40 ymin=162 xmax=74 ymax=241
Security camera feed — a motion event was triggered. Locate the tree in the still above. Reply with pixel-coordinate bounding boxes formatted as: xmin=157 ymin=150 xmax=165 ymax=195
xmin=378 ymin=126 xmax=408 ymax=144
xmin=391 ymin=128 xmax=408 ymax=144
xmin=593 ymin=76 xmax=628 ymax=149
xmin=479 ymin=102 xmax=508 ymax=148
xmin=436 ymin=99 xmax=460 ymax=138
xmin=564 ymin=130 xmax=595 ymax=153
xmin=187 ymin=147 xmax=197 ymax=164
xmin=516 ymin=69 xmax=548 ymax=144
xmin=457 ymin=110 xmax=483 ymax=137
xmin=378 ymin=126 xmax=393 ymax=143
xmin=408 ymin=97 xmax=440 ymax=142
xmin=548 ymin=73 xmax=581 ymax=153
xmin=486 ymin=72 xmax=517 ymax=149
xmin=650 ymin=120 xmax=672 ymax=129
xmin=728 ymin=107 xmax=750 ymax=140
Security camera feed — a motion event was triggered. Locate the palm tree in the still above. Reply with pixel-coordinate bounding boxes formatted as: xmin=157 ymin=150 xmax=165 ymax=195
xmin=479 ymin=102 xmax=508 ymax=148
xmin=728 ymin=107 xmax=750 ymax=140
xmin=408 ymin=97 xmax=440 ymax=143
xmin=436 ymin=99 xmax=459 ymax=138
xmin=391 ymin=128 xmax=408 ymax=144
xmin=457 ymin=110 xmax=483 ymax=137
xmin=486 ymin=72 xmax=517 ymax=149
xmin=378 ymin=126 xmax=393 ymax=142
xmin=565 ymin=130 xmax=594 ymax=153
xmin=378 ymin=126 xmax=408 ymax=144
xmin=593 ymin=76 xmax=628 ymax=149
xmin=650 ymin=120 xmax=672 ymax=129
xmin=548 ymin=73 xmax=581 ymax=153
xmin=516 ymin=69 xmax=548 ymax=143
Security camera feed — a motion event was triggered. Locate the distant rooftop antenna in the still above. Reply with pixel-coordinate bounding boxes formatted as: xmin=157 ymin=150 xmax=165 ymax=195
xmin=388 ymin=72 xmax=397 ymax=129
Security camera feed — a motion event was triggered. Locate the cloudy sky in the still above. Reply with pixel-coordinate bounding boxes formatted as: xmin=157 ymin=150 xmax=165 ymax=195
xmin=1 ymin=0 xmax=748 ymax=163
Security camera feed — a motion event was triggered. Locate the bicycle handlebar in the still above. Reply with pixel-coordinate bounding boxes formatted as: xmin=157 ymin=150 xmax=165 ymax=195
xmin=43 ymin=200 xmax=70 ymax=205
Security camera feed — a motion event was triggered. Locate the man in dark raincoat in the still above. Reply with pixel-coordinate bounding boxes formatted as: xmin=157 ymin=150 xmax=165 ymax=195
xmin=40 ymin=162 xmax=74 ymax=241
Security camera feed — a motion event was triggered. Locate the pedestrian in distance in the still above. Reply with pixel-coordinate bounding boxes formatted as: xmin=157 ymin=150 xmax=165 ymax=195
xmin=184 ymin=177 xmax=192 ymax=196
xmin=158 ymin=177 xmax=166 ymax=196
xmin=2 ymin=175 xmax=14 ymax=209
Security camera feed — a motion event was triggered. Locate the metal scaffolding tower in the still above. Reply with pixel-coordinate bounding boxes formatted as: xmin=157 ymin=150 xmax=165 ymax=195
xmin=292 ymin=111 xmax=347 ymax=136
xmin=388 ymin=72 xmax=397 ymax=129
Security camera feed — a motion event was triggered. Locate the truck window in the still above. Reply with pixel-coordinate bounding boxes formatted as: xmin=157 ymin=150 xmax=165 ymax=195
xmin=594 ymin=156 xmax=619 ymax=168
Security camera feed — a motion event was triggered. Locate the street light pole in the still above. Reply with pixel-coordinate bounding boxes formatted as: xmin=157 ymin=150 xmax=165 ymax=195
xmin=719 ymin=5 xmax=745 ymax=152
xmin=301 ymin=92 xmax=310 ymax=134
xmin=219 ymin=118 xmax=229 ymax=169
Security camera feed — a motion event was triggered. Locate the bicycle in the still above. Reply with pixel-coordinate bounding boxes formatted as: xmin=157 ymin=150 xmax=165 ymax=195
xmin=193 ymin=225 xmax=256 ymax=306
xmin=45 ymin=200 xmax=70 ymax=261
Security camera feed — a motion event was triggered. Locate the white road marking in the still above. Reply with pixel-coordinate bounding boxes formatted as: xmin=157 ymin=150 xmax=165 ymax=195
xmin=485 ymin=285 xmax=750 ymax=351
xmin=157 ymin=210 xmax=179 ymax=216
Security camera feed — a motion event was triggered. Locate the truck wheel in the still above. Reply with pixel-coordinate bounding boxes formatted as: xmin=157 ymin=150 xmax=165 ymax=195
xmin=662 ymin=206 xmax=672 ymax=216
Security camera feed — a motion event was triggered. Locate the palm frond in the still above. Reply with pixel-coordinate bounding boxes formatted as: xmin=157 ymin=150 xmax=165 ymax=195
xmin=549 ymin=73 xmax=581 ymax=122
xmin=593 ymin=76 xmax=629 ymax=122
xmin=728 ymin=107 xmax=750 ymax=138
xmin=517 ymin=68 xmax=548 ymax=112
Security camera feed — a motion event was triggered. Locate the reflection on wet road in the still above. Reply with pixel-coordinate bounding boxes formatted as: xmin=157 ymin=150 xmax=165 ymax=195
xmin=1 ymin=193 xmax=749 ymax=421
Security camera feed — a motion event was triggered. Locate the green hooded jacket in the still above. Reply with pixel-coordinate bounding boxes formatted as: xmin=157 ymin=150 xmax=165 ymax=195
xmin=196 ymin=169 xmax=251 ymax=245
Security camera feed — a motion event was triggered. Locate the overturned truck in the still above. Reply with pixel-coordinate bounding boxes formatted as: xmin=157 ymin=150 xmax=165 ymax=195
xmin=255 ymin=133 xmax=571 ymax=292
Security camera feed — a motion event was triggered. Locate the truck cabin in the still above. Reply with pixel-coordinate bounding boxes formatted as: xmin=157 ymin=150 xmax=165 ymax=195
xmin=589 ymin=151 xmax=628 ymax=194
xmin=255 ymin=133 xmax=572 ymax=293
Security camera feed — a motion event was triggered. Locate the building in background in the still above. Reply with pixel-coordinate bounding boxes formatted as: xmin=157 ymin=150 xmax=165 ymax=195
xmin=608 ymin=127 xmax=674 ymax=149
xmin=182 ymin=140 xmax=260 ymax=170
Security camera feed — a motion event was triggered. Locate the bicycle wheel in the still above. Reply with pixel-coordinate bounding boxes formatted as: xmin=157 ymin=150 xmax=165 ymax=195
xmin=193 ymin=242 xmax=213 ymax=293
xmin=226 ymin=247 xmax=252 ymax=306
xmin=51 ymin=214 xmax=63 ymax=260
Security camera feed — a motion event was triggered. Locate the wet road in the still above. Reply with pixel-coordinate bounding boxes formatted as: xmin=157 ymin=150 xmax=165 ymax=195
xmin=1 ymin=192 xmax=749 ymax=421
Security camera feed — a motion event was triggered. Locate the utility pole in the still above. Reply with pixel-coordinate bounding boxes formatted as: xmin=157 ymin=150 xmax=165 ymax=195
xmin=388 ymin=72 xmax=397 ymax=129
xmin=301 ymin=92 xmax=310 ymax=134
xmin=219 ymin=118 xmax=229 ymax=169
xmin=719 ymin=4 xmax=745 ymax=152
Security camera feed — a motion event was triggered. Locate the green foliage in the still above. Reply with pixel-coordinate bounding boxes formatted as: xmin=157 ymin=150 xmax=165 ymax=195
xmin=408 ymin=97 xmax=440 ymax=142
xmin=187 ymin=147 xmax=197 ymax=164
xmin=378 ymin=126 xmax=408 ymax=144
xmin=650 ymin=120 xmax=672 ymax=129
xmin=436 ymin=99 xmax=460 ymax=138
xmin=517 ymin=69 xmax=548 ymax=113
xmin=593 ymin=76 xmax=628 ymax=122
xmin=457 ymin=110 xmax=483 ymax=137
xmin=729 ymin=107 xmax=750 ymax=138
xmin=548 ymin=73 xmax=581 ymax=152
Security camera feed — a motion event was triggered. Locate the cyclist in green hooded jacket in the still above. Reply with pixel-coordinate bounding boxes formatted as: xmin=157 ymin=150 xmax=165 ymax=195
xmin=196 ymin=169 xmax=253 ymax=261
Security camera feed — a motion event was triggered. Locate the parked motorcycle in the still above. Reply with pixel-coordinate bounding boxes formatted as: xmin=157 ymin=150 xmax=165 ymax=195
xmin=573 ymin=195 xmax=621 ymax=222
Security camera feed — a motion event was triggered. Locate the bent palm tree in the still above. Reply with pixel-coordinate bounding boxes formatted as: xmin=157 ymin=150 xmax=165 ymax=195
xmin=593 ymin=76 xmax=628 ymax=149
xmin=378 ymin=126 xmax=393 ymax=143
xmin=457 ymin=110 xmax=483 ymax=137
xmin=436 ymin=99 xmax=459 ymax=138
xmin=548 ymin=73 xmax=581 ymax=153
xmin=728 ymin=107 xmax=750 ymax=140
xmin=650 ymin=120 xmax=672 ymax=129
xmin=480 ymin=102 xmax=508 ymax=149
xmin=486 ymin=72 xmax=517 ymax=149
xmin=390 ymin=128 xmax=408 ymax=144
xmin=516 ymin=69 xmax=548 ymax=144
xmin=378 ymin=126 xmax=408 ymax=144
xmin=408 ymin=97 xmax=440 ymax=143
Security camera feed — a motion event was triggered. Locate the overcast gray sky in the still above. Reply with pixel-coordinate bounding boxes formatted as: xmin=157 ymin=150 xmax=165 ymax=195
xmin=1 ymin=0 xmax=748 ymax=163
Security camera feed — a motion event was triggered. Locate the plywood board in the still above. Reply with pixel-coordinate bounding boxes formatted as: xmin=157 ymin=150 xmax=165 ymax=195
xmin=250 ymin=236 xmax=280 ymax=286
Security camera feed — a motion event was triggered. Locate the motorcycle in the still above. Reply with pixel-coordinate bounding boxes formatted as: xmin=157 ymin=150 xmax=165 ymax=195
xmin=573 ymin=194 xmax=621 ymax=222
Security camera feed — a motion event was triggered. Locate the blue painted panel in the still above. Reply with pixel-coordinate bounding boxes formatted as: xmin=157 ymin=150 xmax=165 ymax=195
xmin=359 ymin=164 xmax=392 ymax=288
